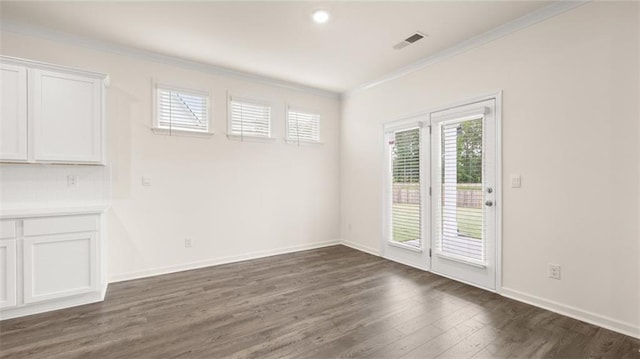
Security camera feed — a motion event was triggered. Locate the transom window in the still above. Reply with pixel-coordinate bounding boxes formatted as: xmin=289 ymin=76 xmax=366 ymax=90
xmin=228 ymin=97 xmax=271 ymax=139
xmin=287 ymin=108 xmax=320 ymax=143
xmin=155 ymin=85 xmax=210 ymax=134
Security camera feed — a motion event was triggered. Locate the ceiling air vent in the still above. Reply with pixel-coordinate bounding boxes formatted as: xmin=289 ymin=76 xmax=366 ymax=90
xmin=393 ymin=31 xmax=427 ymax=50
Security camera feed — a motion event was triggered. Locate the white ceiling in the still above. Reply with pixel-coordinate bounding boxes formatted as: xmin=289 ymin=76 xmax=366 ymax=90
xmin=0 ymin=1 xmax=551 ymax=93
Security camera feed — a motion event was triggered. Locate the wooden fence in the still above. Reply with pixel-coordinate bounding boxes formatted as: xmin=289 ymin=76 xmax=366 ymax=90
xmin=392 ymin=183 xmax=482 ymax=208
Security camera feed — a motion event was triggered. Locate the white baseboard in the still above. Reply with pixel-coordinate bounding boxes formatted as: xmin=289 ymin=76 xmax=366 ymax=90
xmin=501 ymin=287 xmax=639 ymax=339
xmin=0 ymin=291 xmax=104 ymax=321
xmin=109 ymin=240 xmax=340 ymax=283
xmin=100 ymin=281 xmax=108 ymax=300
xmin=340 ymin=239 xmax=380 ymax=256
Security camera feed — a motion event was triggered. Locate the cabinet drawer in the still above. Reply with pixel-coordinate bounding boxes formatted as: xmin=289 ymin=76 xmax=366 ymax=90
xmin=23 ymin=215 xmax=99 ymax=236
xmin=0 ymin=220 xmax=17 ymax=239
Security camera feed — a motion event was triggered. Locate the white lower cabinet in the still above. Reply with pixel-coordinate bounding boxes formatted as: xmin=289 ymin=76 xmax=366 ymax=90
xmin=0 ymin=239 xmax=17 ymax=309
xmin=0 ymin=212 xmax=106 ymax=320
xmin=23 ymin=233 xmax=97 ymax=304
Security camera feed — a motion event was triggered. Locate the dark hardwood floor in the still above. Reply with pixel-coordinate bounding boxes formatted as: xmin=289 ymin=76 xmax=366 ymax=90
xmin=1 ymin=245 xmax=638 ymax=358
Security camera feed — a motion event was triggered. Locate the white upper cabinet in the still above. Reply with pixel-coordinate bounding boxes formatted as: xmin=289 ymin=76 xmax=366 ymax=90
xmin=0 ymin=64 xmax=28 ymax=161
xmin=32 ymin=70 xmax=103 ymax=163
xmin=0 ymin=56 xmax=107 ymax=165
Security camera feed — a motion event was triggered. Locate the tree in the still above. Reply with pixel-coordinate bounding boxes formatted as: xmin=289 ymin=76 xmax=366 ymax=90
xmin=391 ymin=121 xmax=483 ymax=184
xmin=456 ymin=119 xmax=483 ymax=184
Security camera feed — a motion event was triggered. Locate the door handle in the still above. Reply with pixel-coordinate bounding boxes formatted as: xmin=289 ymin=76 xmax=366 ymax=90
xmin=485 ymin=200 xmax=493 ymax=207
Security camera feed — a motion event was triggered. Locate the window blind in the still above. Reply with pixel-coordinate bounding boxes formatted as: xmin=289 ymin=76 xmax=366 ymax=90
xmin=287 ymin=109 xmax=320 ymax=143
xmin=157 ymin=88 xmax=209 ymax=133
xmin=389 ymin=127 xmax=421 ymax=247
xmin=229 ymin=99 xmax=271 ymax=138
xmin=439 ymin=117 xmax=484 ymax=261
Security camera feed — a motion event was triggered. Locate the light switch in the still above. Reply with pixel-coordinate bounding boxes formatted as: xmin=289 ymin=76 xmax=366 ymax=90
xmin=142 ymin=176 xmax=152 ymax=186
xmin=511 ymin=174 xmax=521 ymax=188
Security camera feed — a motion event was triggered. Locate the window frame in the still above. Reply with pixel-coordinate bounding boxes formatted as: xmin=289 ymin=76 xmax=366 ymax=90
xmin=152 ymin=82 xmax=213 ymax=137
xmin=285 ymin=105 xmax=322 ymax=145
xmin=226 ymin=95 xmax=274 ymax=142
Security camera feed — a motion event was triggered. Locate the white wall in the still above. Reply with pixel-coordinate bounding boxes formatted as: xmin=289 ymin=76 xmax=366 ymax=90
xmin=0 ymin=31 xmax=341 ymax=281
xmin=0 ymin=164 xmax=110 ymax=205
xmin=341 ymin=2 xmax=639 ymax=336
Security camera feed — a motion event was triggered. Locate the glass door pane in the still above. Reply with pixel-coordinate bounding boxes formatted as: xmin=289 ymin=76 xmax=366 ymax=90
xmin=390 ymin=128 xmax=421 ymax=248
xmin=440 ymin=117 xmax=484 ymax=261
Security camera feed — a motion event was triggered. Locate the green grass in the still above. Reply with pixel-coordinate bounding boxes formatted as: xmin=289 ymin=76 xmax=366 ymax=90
xmin=456 ymin=207 xmax=483 ymax=240
xmin=456 ymin=184 xmax=482 ymax=191
xmin=391 ymin=204 xmax=482 ymax=242
xmin=392 ymin=203 xmax=421 ymax=243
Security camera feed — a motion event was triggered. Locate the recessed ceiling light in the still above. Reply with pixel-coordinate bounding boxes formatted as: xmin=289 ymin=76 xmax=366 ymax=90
xmin=312 ymin=10 xmax=330 ymax=24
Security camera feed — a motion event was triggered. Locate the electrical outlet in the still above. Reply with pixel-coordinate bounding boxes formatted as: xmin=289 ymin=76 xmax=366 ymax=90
xmin=67 ymin=175 xmax=79 ymax=187
xmin=549 ymin=264 xmax=561 ymax=279
xmin=184 ymin=238 xmax=192 ymax=248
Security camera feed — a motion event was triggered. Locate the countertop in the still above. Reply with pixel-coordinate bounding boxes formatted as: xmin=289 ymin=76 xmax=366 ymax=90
xmin=0 ymin=203 xmax=110 ymax=219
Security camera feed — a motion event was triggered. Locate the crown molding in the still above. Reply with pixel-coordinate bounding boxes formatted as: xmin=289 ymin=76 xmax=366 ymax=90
xmin=343 ymin=0 xmax=590 ymax=99
xmin=0 ymin=1 xmax=588 ymax=100
xmin=1 ymin=55 xmax=108 ymax=80
xmin=0 ymin=19 xmax=340 ymax=100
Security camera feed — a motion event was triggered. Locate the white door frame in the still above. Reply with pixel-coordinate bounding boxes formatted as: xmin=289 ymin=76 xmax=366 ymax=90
xmin=380 ymin=91 xmax=502 ymax=292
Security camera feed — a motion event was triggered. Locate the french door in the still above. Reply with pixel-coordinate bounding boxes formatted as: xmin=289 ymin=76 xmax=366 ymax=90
xmin=383 ymin=96 xmax=499 ymax=291
xmin=430 ymin=98 xmax=497 ymax=290
xmin=382 ymin=115 xmax=431 ymax=270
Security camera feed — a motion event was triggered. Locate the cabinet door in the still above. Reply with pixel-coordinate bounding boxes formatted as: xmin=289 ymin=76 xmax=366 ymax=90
xmin=0 ymin=64 xmax=28 ymax=161
xmin=0 ymin=239 xmax=17 ymax=309
xmin=31 ymin=69 xmax=103 ymax=164
xmin=23 ymin=232 xmax=97 ymax=304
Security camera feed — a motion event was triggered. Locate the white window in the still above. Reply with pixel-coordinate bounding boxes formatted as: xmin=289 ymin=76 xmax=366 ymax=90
xmin=286 ymin=108 xmax=320 ymax=144
xmin=154 ymin=84 xmax=211 ymax=135
xmin=228 ymin=96 xmax=272 ymax=140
